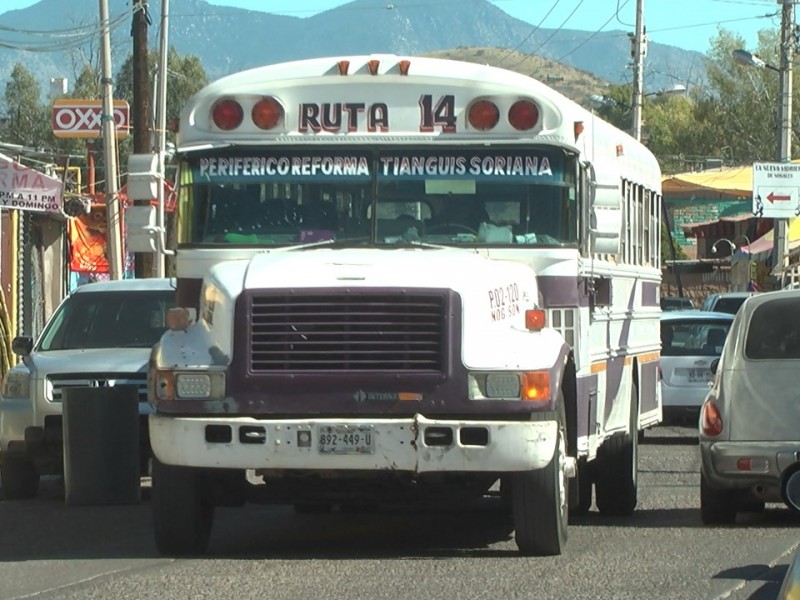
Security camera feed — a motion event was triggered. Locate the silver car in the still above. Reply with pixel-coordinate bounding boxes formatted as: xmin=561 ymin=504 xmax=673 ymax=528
xmin=0 ymin=278 xmax=176 ymax=499
xmin=699 ymin=288 xmax=800 ymax=524
xmin=660 ymin=310 xmax=734 ymax=424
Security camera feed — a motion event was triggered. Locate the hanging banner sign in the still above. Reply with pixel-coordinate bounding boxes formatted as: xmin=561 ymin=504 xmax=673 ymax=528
xmin=0 ymin=153 xmax=63 ymax=214
xmin=69 ymin=202 xmax=109 ymax=273
xmin=51 ymin=98 xmax=130 ymax=139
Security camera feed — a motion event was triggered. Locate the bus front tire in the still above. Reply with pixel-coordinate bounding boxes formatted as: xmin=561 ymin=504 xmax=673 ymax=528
xmin=152 ymin=458 xmax=214 ymax=556
xmin=512 ymin=398 xmax=568 ymax=556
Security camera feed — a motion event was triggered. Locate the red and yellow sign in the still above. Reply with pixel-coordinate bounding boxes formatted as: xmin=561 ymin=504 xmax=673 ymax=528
xmin=51 ymin=99 xmax=130 ymax=139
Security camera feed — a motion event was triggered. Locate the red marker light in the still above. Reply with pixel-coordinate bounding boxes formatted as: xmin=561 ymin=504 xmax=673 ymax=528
xmin=508 ymin=100 xmax=539 ymax=130
xmin=252 ymin=97 xmax=284 ymax=130
xmin=211 ymin=98 xmax=244 ymax=130
xmin=468 ymin=100 xmax=499 ymax=131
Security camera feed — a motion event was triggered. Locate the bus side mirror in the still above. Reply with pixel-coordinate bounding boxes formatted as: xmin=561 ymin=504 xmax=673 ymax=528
xmin=589 ymin=207 xmax=621 ymax=255
xmin=583 ymin=161 xmax=621 ymax=256
xmin=127 ymin=154 xmax=160 ymax=200
xmin=710 ymin=358 xmax=720 ymax=374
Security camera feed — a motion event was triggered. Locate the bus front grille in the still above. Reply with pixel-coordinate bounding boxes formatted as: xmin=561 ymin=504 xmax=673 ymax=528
xmin=248 ymin=292 xmax=446 ymax=372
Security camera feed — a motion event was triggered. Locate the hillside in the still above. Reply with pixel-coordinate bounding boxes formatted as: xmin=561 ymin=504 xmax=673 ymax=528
xmin=0 ymin=0 xmax=705 ymax=103
xmin=423 ymin=47 xmax=611 ymax=104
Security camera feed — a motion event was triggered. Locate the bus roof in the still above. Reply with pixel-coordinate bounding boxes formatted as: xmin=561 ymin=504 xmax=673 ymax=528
xmin=177 ymin=54 xmax=661 ymax=190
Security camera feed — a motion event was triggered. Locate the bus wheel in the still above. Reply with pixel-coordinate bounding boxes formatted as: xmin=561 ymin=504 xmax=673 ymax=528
xmin=595 ymin=382 xmax=639 ymax=516
xmin=512 ymin=396 xmax=569 ymax=556
xmin=700 ymin=473 xmax=737 ymax=525
xmin=152 ymin=458 xmax=214 ymax=556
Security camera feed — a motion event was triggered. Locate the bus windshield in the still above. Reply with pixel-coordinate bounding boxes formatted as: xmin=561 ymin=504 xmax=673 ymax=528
xmin=181 ymin=147 xmax=578 ymax=247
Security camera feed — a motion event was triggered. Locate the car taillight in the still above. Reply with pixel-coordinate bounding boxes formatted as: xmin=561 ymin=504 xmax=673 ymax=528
xmin=212 ymin=98 xmax=244 ymax=130
xmin=700 ymin=399 xmax=723 ymax=436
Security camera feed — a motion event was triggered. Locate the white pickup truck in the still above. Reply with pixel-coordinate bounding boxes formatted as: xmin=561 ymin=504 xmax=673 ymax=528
xmin=0 ymin=278 xmax=175 ymax=498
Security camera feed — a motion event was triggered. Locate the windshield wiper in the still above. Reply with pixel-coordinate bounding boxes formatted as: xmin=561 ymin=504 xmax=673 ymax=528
xmin=271 ymin=237 xmax=374 ymax=252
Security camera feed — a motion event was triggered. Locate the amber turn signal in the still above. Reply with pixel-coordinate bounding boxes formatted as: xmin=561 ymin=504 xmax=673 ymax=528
xmin=522 ymin=371 xmax=550 ymax=402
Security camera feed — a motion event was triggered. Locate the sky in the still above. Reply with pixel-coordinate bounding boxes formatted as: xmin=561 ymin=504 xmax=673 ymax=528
xmin=0 ymin=0 xmax=784 ymax=54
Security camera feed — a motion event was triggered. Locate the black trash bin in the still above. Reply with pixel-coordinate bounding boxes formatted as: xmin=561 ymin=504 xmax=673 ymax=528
xmin=62 ymin=385 xmax=140 ymax=505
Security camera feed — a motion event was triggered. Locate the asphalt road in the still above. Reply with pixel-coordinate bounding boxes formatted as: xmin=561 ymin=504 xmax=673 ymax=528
xmin=1 ymin=425 xmax=798 ymax=600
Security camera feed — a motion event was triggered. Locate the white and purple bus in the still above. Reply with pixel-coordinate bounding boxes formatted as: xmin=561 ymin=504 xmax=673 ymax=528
xmin=141 ymin=54 xmax=663 ymax=557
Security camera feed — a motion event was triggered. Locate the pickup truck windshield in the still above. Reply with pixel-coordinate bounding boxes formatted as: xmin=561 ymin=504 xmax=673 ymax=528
xmin=38 ymin=290 xmax=176 ymax=351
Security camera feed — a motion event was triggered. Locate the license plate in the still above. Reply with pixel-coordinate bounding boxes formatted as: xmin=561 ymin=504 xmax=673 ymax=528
xmin=317 ymin=424 xmax=374 ymax=455
xmin=688 ymin=368 xmax=710 ymax=383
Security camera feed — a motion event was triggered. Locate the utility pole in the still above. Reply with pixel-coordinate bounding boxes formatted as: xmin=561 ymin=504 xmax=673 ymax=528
xmin=132 ymin=0 xmax=153 ymax=277
xmin=774 ymin=0 xmax=795 ymax=284
xmin=630 ymin=0 xmax=646 ymax=141
xmin=99 ymin=0 xmax=124 ymax=280
xmin=154 ymin=0 xmax=170 ymax=277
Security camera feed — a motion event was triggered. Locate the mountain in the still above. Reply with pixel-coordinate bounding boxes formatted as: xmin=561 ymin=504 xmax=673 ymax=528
xmin=0 ymin=0 xmax=707 ymax=104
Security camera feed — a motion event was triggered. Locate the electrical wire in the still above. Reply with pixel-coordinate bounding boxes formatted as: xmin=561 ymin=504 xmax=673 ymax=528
xmin=555 ymin=0 xmax=630 ymax=63
xmin=523 ymin=0 xmax=585 ymax=59
xmin=0 ymin=5 xmax=136 ymax=53
xmin=496 ymin=0 xmax=561 ymax=67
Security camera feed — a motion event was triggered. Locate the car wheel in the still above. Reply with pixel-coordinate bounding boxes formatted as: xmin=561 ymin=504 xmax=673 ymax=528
xmin=0 ymin=455 xmax=40 ymax=499
xmin=512 ymin=395 xmax=569 ymax=556
xmin=595 ymin=383 xmax=639 ymax=516
xmin=152 ymin=458 xmax=214 ymax=556
xmin=700 ymin=473 xmax=738 ymax=525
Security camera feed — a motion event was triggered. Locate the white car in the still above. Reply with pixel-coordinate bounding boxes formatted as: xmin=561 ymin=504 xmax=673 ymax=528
xmin=699 ymin=288 xmax=800 ymax=524
xmin=660 ymin=310 xmax=734 ymax=424
xmin=0 ymin=278 xmax=175 ymax=499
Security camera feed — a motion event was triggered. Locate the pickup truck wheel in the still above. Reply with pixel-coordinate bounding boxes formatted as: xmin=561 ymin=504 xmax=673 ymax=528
xmin=152 ymin=458 xmax=214 ymax=556
xmin=0 ymin=455 xmax=39 ymax=499
xmin=700 ymin=473 xmax=737 ymax=525
xmin=595 ymin=382 xmax=639 ymax=516
xmin=511 ymin=397 xmax=568 ymax=556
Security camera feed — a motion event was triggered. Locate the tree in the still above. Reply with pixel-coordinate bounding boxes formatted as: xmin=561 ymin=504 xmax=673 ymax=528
xmin=0 ymin=63 xmax=52 ymax=150
xmin=701 ymin=29 xmax=785 ymax=164
xmin=115 ymin=47 xmax=208 ymax=155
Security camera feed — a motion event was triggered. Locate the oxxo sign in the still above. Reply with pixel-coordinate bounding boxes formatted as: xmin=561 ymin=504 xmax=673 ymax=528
xmin=51 ymin=99 xmax=130 ymax=139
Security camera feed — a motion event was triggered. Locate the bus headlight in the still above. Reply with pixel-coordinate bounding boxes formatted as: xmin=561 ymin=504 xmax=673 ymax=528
xmin=154 ymin=370 xmax=225 ymax=401
xmin=469 ymin=372 xmax=522 ymax=400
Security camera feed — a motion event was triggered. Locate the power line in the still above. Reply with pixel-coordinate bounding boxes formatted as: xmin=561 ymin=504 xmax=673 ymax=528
xmin=555 ymin=0 xmax=631 ymax=63
xmin=496 ymin=0 xmax=561 ymax=67
xmin=0 ymin=6 xmax=135 ymax=53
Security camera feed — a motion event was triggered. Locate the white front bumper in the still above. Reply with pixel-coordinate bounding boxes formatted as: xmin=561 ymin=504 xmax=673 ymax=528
xmin=149 ymin=414 xmax=558 ymax=473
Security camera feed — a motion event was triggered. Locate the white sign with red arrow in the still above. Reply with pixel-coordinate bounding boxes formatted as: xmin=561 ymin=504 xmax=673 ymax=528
xmin=752 ymin=161 xmax=800 ymax=218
